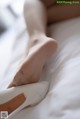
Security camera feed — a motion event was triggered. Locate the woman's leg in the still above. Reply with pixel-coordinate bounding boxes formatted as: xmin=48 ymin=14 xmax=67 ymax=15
xmin=42 ymin=0 xmax=56 ymax=7
xmin=41 ymin=0 xmax=80 ymax=24
xmin=8 ymin=0 xmax=57 ymax=87
xmin=47 ymin=4 xmax=80 ymax=24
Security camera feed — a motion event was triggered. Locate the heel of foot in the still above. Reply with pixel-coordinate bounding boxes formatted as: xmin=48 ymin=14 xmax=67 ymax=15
xmin=47 ymin=38 xmax=58 ymax=51
xmin=44 ymin=38 xmax=58 ymax=58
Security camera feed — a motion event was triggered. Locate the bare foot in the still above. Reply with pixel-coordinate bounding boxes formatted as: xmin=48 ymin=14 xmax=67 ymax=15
xmin=8 ymin=37 xmax=57 ymax=87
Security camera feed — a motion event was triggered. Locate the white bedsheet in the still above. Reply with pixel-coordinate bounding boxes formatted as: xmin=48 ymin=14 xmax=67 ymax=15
xmin=0 ymin=17 xmax=80 ymax=119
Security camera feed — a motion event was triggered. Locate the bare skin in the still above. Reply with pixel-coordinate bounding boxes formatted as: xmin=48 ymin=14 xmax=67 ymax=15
xmin=8 ymin=0 xmax=58 ymax=88
xmin=0 ymin=0 xmax=80 ymax=114
xmin=48 ymin=4 xmax=80 ymax=24
xmin=8 ymin=0 xmax=80 ymax=87
xmin=9 ymin=37 xmax=57 ymax=87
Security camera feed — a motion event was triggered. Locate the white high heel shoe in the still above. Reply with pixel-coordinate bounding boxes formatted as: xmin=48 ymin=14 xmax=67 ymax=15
xmin=0 ymin=81 xmax=49 ymax=119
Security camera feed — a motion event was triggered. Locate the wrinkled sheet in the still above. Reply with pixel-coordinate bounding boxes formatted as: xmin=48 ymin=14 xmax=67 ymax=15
xmin=0 ymin=17 xmax=80 ymax=119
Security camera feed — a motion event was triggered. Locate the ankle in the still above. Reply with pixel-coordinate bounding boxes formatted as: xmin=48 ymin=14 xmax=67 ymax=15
xmin=30 ymin=33 xmax=47 ymax=47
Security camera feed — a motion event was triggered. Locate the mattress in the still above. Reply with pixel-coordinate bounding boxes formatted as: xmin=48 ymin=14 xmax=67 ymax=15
xmin=0 ymin=17 xmax=80 ymax=119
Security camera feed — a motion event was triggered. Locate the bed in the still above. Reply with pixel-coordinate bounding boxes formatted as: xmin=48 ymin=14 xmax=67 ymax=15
xmin=0 ymin=16 xmax=80 ymax=119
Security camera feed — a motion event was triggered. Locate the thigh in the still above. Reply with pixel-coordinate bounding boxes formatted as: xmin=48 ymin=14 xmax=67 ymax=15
xmin=47 ymin=4 xmax=80 ymax=24
xmin=41 ymin=0 xmax=56 ymax=7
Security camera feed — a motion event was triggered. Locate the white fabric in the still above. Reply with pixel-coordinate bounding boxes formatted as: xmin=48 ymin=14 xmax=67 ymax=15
xmin=0 ymin=17 xmax=80 ymax=119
